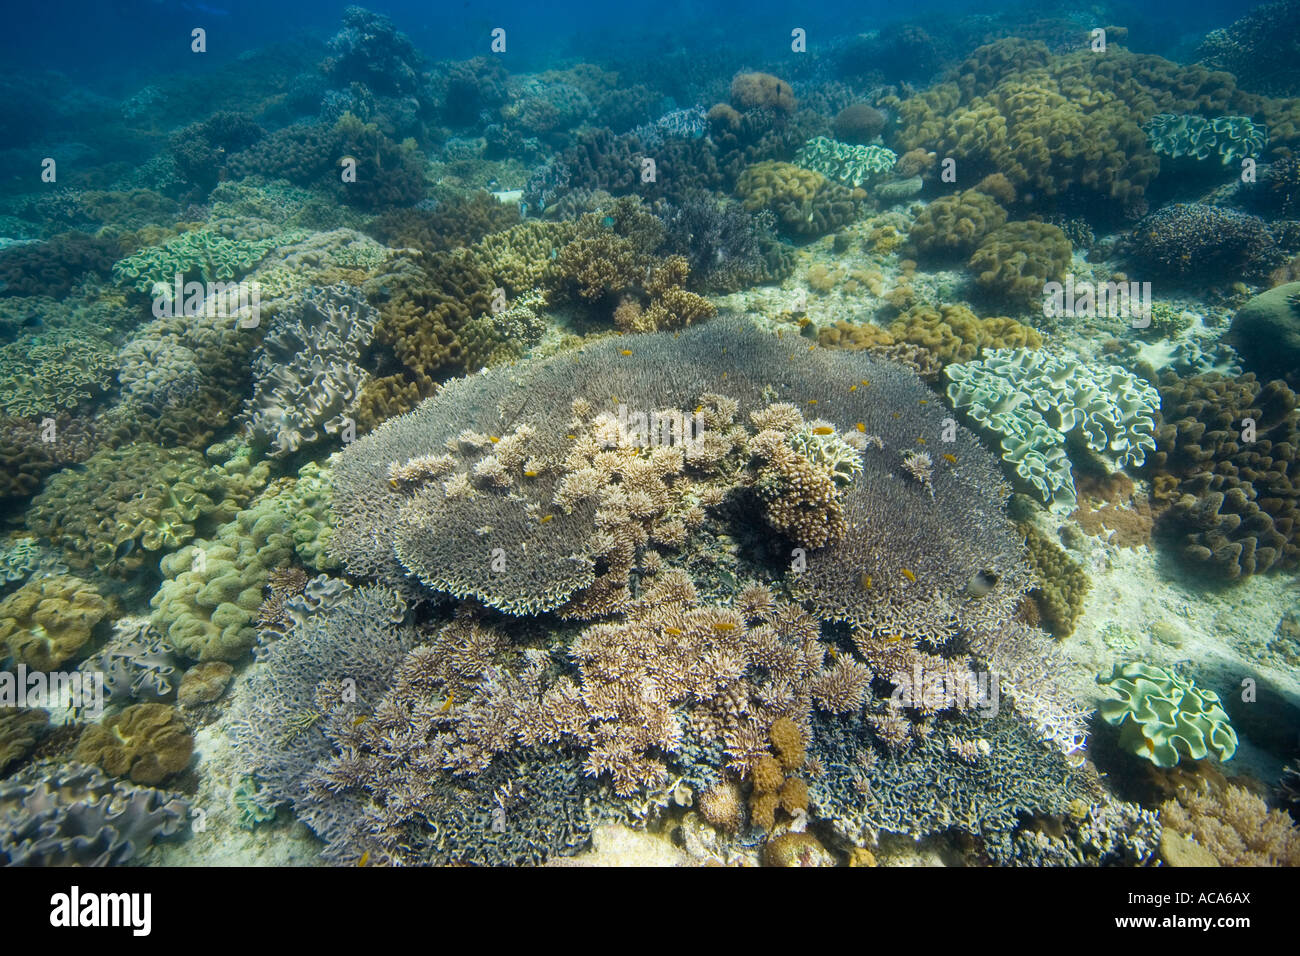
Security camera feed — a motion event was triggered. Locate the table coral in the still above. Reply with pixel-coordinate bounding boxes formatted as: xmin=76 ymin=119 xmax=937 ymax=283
xmin=0 ymin=575 xmax=110 ymax=670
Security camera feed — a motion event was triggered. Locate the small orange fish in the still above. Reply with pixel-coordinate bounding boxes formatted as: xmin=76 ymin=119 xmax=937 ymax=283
xmin=539 ymin=514 xmax=554 ymax=524
xmin=812 ymin=426 xmax=834 ymax=435
xmin=808 ymin=399 xmax=818 ymax=405
xmin=901 ymin=568 xmax=916 ymax=583
xmin=694 ymin=406 xmax=703 ymax=415
xmin=808 ymin=344 xmax=815 ymax=351
xmin=489 ymin=436 xmax=500 ymax=443
xmin=943 ymin=453 xmax=957 ymax=464
xmin=885 ymin=634 xmax=904 ymax=643
xmin=916 ymin=437 xmax=926 ymax=444
xmin=1144 ymin=738 xmax=1155 ymax=754
xmin=567 ymin=434 xmax=577 ymax=440
xmin=855 ymin=423 xmax=866 ymax=433
xmin=721 ymin=373 xmax=728 ymax=380
xmin=621 ymin=349 xmax=633 ymax=356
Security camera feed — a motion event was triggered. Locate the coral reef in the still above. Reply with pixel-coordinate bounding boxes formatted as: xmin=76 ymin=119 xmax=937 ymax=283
xmin=887 ymin=304 xmax=1041 ymax=365
xmin=0 ymin=708 xmax=47 ymax=775
xmin=1097 ymin=662 xmax=1237 ymax=767
xmin=735 ymin=161 xmax=863 ymax=238
xmin=78 ymin=618 xmax=177 ymax=705
xmin=1197 ymin=0 xmax=1300 ymax=97
xmin=832 ymin=103 xmax=886 ymax=144
xmin=729 ymin=73 xmax=795 ymax=113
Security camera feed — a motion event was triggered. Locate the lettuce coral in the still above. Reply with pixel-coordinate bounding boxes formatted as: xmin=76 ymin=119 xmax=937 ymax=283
xmin=1098 ymin=662 xmax=1237 ymax=768
xmin=1143 ymin=113 xmax=1268 ymax=165
xmin=946 ymin=349 xmax=1160 ymax=513
xmin=794 ymin=137 xmax=897 ymax=188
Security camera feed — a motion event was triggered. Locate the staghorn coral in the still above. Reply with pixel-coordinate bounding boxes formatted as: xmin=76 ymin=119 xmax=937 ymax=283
xmin=74 ymin=703 xmax=194 ymax=786
xmin=969 ymin=221 xmax=1071 ymax=307
xmin=1098 ymin=662 xmax=1237 ymax=768
xmin=1149 ymin=370 xmax=1299 ymax=578
xmin=907 ymin=189 xmax=1007 ymax=260
xmin=946 ymin=349 xmax=1161 ymax=513
xmin=0 ymin=762 xmax=189 ymax=865
xmin=0 ymin=575 xmax=110 ymax=670
xmin=241 ymin=283 xmax=377 ymax=458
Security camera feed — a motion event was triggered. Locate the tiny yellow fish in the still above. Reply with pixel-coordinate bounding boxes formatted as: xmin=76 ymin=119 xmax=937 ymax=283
xmin=849 ymin=384 xmax=858 ymax=392
xmin=712 ymin=621 xmax=738 ymax=631
xmin=943 ymin=453 xmax=957 ymax=464
xmin=694 ymin=406 xmax=703 ymax=415
xmin=388 ymin=478 xmax=399 ymax=489
xmin=808 ymin=344 xmax=815 ymax=351
xmin=611 ymin=396 xmax=619 ymax=403
xmin=812 ymin=425 xmax=834 ymax=435
xmin=891 ymin=412 xmax=901 ymax=419
xmin=489 ymin=435 xmax=500 ymax=443
xmin=916 ymin=437 xmax=926 ymax=444
xmin=352 ymin=714 xmax=368 ymax=727
xmin=901 ymin=568 xmax=916 ymax=583
xmin=567 ymin=434 xmax=577 ymax=440
xmin=855 ymin=422 xmax=866 ymax=433
xmin=919 ymin=399 xmax=928 ymax=405
xmin=621 ymin=349 xmax=633 ymax=356
xmin=860 ymin=380 xmax=869 ymax=387
xmin=523 ymin=470 xmax=538 ymax=478
xmin=664 ymin=626 xmax=683 ymax=636
xmin=358 ymin=850 xmax=371 ymax=867
xmin=808 ymin=399 xmax=818 ymax=405
xmin=439 ymin=692 xmax=455 ymax=714
xmin=885 ymin=634 xmax=904 ymax=643
xmin=858 ymin=572 xmax=872 ymax=591
xmin=828 ymin=646 xmax=840 ymax=660
xmin=777 ymin=329 xmax=784 ymax=338
xmin=722 ymin=372 xmax=728 ymax=380
xmin=539 ymin=514 xmax=554 ymax=524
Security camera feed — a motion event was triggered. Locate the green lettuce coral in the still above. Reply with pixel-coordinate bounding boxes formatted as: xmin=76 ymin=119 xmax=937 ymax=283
xmin=794 ymin=136 xmax=897 ymax=188
xmin=1143 ymin=113 xmax=1268 ymax=165
xmin=111 ymin=228 xmax=287 ymax=293
xmin=1098 ymin=661 xmax=1237 ymax=767
xmin=945 ymin=349 xmax=1160 ymax=513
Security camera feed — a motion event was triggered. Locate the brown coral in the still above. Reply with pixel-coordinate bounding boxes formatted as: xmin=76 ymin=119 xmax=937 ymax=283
xmin=74 ymin=702 xmax=194 ymax=786
xmin=0 ymin=575 xmax=111 ymax=670
xmin=730 ymin=72 xmax=795 ymax=113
